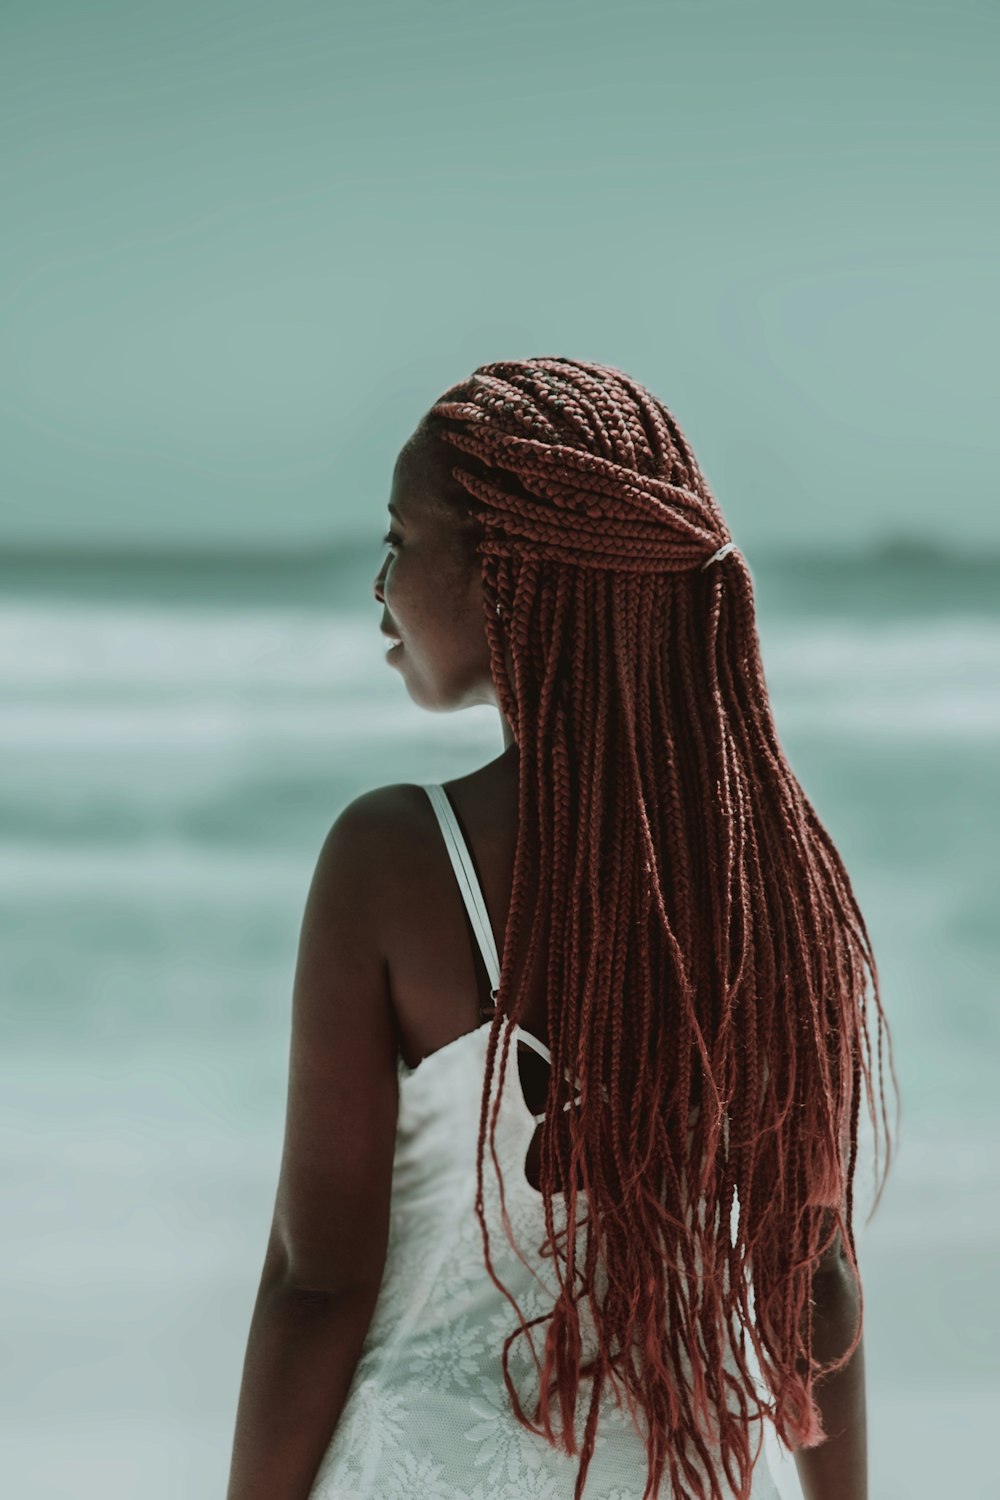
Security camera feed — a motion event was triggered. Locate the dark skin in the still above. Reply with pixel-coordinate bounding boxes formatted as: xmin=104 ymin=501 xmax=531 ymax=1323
xmin=225 ymin=424 xmax=867 ymax=1500
xmin=377 ymin=425 xmax=518 ymax=745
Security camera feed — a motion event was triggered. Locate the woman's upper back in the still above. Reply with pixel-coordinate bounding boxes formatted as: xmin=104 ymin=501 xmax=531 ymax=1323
xmin=379 ymin=752 xmax=542 ymax=1071
xmin=377 ymin=759 xmax=703 ymax=1193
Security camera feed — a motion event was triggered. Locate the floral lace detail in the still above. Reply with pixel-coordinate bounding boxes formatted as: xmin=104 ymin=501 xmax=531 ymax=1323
xmin=307 ymin=1030 xmax=780 ymax=1500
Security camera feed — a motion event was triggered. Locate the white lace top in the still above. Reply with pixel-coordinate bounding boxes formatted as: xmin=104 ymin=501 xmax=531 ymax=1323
xmin=306 ymin=784 xmax=780 ymax=1500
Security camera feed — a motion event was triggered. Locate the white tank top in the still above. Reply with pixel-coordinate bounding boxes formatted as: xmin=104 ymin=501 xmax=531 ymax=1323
xmin=306 ymin=783 xmax=779 ymax=1500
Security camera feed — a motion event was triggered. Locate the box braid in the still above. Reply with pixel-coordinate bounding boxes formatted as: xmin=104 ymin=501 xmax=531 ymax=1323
xmin=417 ymin=355 xmax=899 ymax=1500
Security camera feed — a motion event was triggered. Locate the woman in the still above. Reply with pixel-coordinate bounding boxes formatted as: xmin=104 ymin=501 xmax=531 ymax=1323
xmin=226 ymin=356 xmax=898 ymax=1500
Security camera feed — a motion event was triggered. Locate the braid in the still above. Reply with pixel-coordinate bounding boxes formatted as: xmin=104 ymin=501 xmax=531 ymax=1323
xmin=422 ymin=355 xmax=899 ymax=1500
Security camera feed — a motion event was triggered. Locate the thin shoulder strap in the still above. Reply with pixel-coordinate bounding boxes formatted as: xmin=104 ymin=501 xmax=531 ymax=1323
xmin=422 ymin=784 xmax=501 ymax=998
xmin=422 ymin=782 xmax=600 ymax=1121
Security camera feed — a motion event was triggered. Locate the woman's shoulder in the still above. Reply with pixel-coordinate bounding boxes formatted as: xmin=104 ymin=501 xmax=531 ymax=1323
xmin=327 ymin=782 xmax=436 ymax=861
xmin=327 ymin=759 xmax=516 ymax=903
xmin=334 ymin=757 xmax=510 ymax=843
xmin=333 ymin=778 xmax=483 ymax=885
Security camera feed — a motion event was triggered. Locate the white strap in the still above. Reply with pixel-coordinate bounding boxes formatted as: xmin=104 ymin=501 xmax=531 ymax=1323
xmin=510 ymin=1024 xmax=551 ymax=1066
xmin=422 ymin=784 xmax=501 ymax=994
xmin=530 ymin=1099 xmax=580 ymax=1124
xmin=422 ymin=783 xmax=604 ymax=1122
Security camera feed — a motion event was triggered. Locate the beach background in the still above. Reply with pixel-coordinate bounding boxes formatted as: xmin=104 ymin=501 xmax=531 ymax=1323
xmin=2 ymin=4 xmax=997 ymax=1498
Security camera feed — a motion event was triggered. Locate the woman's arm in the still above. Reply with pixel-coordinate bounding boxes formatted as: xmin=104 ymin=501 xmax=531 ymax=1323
xmin=225 ymin=792 xmax=402 ymax=1500
xmin=225 ymin=1270 xmax=382 ymax=1500
xmin=793 ymin=1263 xmax=867 ymax=1500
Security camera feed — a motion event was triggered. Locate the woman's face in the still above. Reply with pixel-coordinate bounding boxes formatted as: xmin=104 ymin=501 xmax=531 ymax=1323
xmin=373 ymin=429 xmax=500 ymax=714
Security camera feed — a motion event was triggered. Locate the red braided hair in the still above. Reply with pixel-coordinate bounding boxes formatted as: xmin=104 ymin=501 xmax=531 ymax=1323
xmin=417 ymin=355 xmax=899 ymax=1500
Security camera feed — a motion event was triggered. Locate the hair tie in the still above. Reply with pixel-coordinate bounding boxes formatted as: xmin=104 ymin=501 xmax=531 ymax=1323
xmin=701 ymin=541 xmax=738 ymax=570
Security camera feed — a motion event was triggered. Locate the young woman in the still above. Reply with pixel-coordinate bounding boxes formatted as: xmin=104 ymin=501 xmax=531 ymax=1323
xmin=226 ymin=356 xmax=898 ymax=1500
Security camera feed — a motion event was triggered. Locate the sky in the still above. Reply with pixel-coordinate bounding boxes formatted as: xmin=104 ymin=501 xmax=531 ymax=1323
xmin=0 ymin=0 xmax=996 ymax=552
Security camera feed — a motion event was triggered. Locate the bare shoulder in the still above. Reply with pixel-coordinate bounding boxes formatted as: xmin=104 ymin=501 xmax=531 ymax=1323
xmin=326 ymin=764 xmax=514 ymax=912
xmin=327 ymin=782 xmax=434 ymax=863
xmin=320 ymin=782 xmax=441 ymax=911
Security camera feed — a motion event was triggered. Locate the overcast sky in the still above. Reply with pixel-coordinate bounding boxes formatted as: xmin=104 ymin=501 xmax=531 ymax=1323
xmin=1 ymin=0 xmax=995 ymax=552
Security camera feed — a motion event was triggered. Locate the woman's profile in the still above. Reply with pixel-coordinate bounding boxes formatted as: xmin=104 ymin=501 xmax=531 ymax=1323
xmin=226 ymin=355 xmax=899 ymax=1500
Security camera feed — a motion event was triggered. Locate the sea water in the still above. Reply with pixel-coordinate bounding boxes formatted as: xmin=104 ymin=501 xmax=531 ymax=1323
xmin=2 ymin=542 xmax=997 ymax=1500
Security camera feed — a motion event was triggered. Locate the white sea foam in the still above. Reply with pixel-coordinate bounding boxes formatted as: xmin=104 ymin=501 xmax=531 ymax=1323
xmin=1 ymin=601 xmax=998 ymax=745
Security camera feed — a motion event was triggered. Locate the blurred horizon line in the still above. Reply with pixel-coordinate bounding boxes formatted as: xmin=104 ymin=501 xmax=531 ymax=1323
xmin=1 ymin=526 xmax=997 ymax=568
xmin=3 ymin=526 xmax=998 ymax=616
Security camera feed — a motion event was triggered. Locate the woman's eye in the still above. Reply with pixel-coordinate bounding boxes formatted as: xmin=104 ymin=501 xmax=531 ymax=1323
xmin=382 ymin=528 xmax=401 ymax=550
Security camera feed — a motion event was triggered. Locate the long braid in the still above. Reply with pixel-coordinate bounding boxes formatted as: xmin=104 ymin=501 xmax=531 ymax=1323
xmin=421 ymin=356 xmax=900 ymax=1500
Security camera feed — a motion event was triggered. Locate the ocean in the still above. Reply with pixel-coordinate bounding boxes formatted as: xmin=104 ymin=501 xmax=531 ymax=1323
xmin=3 ymin=540 xmax=997 ymax=1499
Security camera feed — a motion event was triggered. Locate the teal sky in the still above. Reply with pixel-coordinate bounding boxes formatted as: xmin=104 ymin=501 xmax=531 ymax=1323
xmin=1 ymin=0 xmax=995 ymax=551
